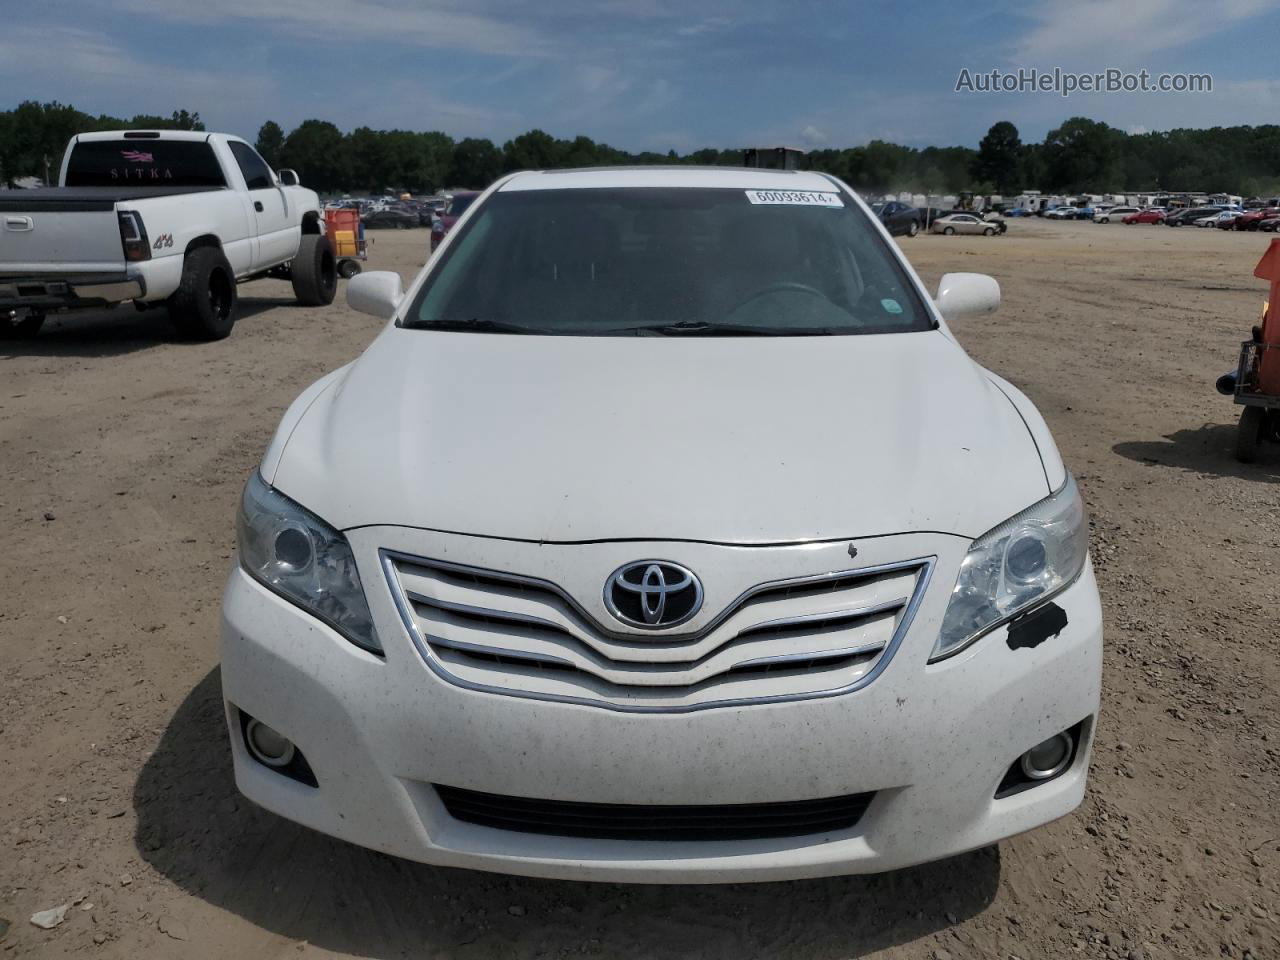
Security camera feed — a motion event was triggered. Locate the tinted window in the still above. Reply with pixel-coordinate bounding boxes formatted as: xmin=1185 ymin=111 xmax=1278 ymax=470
xmin=65 ymin=139 xmax=225 ymax=187
xmin=229 ymin=141 xmax=274 ymax=191
xmin=408 ymin=187 xmax=933 ymax=336
xmin=446 ymin=194 xmax=477 ymax=217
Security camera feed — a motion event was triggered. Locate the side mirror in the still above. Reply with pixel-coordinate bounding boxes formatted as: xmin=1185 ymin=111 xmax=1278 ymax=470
xmin=277 ymin=168 xmax=300 ymax=187
xmin=347 ymin=271 xmax=404 ymax=319
xmin=935 ymin=272 xmax=1000 ymax=321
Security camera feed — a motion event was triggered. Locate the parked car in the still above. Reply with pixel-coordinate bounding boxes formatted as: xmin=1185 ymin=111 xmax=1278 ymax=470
xmin=0 ymin=129 xmax=334 ymax=340
xmin=1006 ymin=206 xmax=1033 ymax=217
xmin=1072 ymin=206 xmax=1095 ymax=220
xmin=1232 ymin=207 xmax=1280 ymax=231
xmin=870 ymin=200 xmax=922 ymax=237
xmin=1199 ymin=210 xmax=1240 ymax=228
xmin=1043 ymin=206 xmax=1075 ymax=220
xmin=1123 ymin=208 xmax=1166 ymax=225
xmin=223 ymin=167 xmax=1101 ymax=882
xmin=1258 ymin=216 xmax=1280 ymax=232
xmin=363 ymin=205 xmax=420 ymax=230
xmin=429 ymin=190 xmax=481 ymax=251
xmin=931 ymin=212 xmax=1001 ymax=236
xmin=1165 ymin=206 xmax=1223 ymax=227
xmin=1094 ymin=206 xmax=1138 ymax=223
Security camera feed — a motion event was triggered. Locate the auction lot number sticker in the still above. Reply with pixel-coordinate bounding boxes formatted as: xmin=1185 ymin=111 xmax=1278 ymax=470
xmin=746 ymin=190 xmax=844 ymax=207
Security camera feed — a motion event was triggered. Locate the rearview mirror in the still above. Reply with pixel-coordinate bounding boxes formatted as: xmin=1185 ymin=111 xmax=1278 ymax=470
xmin=277 ymin=168 xmax=300 ymax=187
xmin=347 ymin=271 xmax=404 ymax=319
xmin=934 ymin=272 xmax=1000 ymax=321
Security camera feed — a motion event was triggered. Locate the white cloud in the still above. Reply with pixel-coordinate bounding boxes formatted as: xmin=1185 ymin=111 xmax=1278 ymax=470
xmin=110 ymin=0 xmax=547 ymax=58
xmin=1012 ymin=0 xmax=1270 ymax=62
xmin=0 ymin=26 xmax=269 ymax=120
xmin=799 ymin=124 xmax=828 ymax=145
xmin=676 ymin=17 xmax=731 ymax=37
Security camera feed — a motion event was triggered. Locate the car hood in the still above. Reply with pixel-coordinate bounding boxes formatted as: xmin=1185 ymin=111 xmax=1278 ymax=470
xmin=270 ymin=329 xmax=1051 ymax=544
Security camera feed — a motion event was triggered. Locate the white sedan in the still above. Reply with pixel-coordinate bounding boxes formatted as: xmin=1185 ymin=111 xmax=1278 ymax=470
xmin=1199 ymin=210 xmax=1241 ymax=227
xmin=931 ymin=212 xmax=1001 ymax=235
xmin=222 ymin=166 xmax=1102 ymax=883
xmin=1094 ymin=206 xmax=1138 ymax=223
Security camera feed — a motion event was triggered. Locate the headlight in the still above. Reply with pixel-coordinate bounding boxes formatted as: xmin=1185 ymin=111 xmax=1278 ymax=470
xmin=237 ymin=470 xmax=380 ymax=653
xmin=933 ymin=474 xmax=1088 ymax=661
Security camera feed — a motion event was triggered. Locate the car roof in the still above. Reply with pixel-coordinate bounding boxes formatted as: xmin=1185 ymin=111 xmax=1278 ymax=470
xmin=498 ymin=166 xmax=838 ymax=193
xmin=75 ymin=130 xmax=217 ymax=143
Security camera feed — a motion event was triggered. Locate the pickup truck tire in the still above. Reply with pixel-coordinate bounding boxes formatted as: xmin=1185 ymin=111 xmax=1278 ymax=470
xmin=169 ymin=248 xmax=238 ymax=341
xmin=292 ymin=234 xmax=337 ymax=307
xmin=1 ymin=312 xmax=45 ymax=339
xmin=906 ymin=220 xmax=919 ymax=237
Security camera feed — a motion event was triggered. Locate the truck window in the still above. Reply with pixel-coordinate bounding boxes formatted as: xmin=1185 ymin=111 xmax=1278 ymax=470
xmin=229 ymin=142 xmax=275 ymax=191
xmin=64 ymin=140 xmax=226 ymax=187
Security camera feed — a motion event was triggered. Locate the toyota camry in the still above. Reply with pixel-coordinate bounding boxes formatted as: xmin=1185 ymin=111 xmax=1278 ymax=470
xmin=221 ymin=166 xmax=1103 ymax=882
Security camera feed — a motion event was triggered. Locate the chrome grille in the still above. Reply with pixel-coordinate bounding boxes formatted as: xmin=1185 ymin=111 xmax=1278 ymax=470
xmin=382 ymin=551 xmax=933 ymax=712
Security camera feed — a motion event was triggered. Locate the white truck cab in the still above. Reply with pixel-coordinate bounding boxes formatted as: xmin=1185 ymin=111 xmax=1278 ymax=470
xmin=0 ymin=130 xmax=337 ymax=340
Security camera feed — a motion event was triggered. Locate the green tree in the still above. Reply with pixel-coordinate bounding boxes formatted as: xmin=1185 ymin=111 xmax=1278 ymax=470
xmin=412 ymin=131 xmax=454 ymax=192
xmin=503 ymin=129 xmax=562 ymax=171
xmin=448 ymin=137 xmax=503 ymax=188
xmin=255 ymin=120 xmax=285 ymax=167
xmin=1043 ymin=117 xmax=1121 ymax=191
xmin=280 ymin=119 xmax=349 ymax=193
xmin=972 ymin=121 xmax=1022 ymax=193
xmin=127 ymin=110 xmax=203 ymax=130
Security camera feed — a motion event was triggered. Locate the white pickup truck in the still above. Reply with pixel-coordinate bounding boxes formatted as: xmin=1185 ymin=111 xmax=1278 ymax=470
xmin=0 ymin=130 xmax=337 ymax=340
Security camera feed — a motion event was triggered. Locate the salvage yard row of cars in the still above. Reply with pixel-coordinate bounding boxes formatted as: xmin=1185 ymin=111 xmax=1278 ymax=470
xmin=2 ymin=129 xmax=1104 ymax=884
xmin=1114 ymin=204 xmax=1280 ymax=230
xmin=1016 ymin=198 xmax=1280 ymax=230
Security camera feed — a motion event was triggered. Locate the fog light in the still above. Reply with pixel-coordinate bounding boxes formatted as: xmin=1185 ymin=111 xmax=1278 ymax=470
xmin=1020 ymin=732 xmax=1074 ymax=780
xmin=245 ymin=718 xmax=296 ymax=768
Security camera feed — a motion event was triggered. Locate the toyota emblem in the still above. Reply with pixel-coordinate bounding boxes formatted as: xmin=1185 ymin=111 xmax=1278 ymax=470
xmin=604 ymin=561 xmax=703 ymax=629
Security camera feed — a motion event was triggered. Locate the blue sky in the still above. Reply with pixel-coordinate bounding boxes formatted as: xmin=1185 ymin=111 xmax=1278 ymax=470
xmin=2 ymin=0 xmax=1278 ymax=150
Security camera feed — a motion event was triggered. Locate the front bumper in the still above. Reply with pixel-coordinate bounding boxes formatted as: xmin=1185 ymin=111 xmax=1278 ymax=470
xmin=220 ymin=528 xmax=1102 ymax=883
xmin=0 ymin=272 xmax=145 ymax=312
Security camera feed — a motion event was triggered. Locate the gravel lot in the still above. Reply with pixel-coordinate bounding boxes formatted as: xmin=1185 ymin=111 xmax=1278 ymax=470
xmin=1 ymin=218 xmax=1277 ymax=959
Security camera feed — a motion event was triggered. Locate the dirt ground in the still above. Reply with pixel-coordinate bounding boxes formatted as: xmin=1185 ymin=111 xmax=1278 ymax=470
xmin=1 ymin=217 xmax=1277 ymax=960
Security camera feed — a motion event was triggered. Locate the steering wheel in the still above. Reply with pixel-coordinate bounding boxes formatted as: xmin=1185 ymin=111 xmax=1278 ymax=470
xmin=728 ymin=281 xmax=830 ymax=316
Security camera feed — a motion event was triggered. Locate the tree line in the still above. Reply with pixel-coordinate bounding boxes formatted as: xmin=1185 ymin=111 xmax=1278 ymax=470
xmin=5 ymin=100 xmax=1280 ymax=198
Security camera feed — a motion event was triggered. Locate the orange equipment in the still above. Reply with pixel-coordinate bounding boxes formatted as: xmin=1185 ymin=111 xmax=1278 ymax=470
xmin=1252 ymin=239 xmax=1280 ymax=395
xmin=1219 ymin=237 xmax=1280 ymax=462
xmin=323 ymin=207 xmax=367 ymax=278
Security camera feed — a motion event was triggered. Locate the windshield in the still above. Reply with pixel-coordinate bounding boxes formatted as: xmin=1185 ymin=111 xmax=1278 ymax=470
xmin=446 ymin=194 xmax=477 ymax=217
xmin=406 ymin=187 xmax=933 ymax=336
xmin=65 ymin=139 xmax=226 ymax=188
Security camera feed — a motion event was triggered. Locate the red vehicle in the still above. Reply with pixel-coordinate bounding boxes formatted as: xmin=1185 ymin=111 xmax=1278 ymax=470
xmin=1123 ymin=209 xmax=1165 ymax=224
xmin=1232 ymin=208 xmax=1280 ymax=231
xmin=429 ymin=191 xmax=481 ymax=252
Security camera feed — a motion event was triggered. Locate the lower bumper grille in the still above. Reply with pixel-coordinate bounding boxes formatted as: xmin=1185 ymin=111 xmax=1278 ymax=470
xmin=435 ymin=784 xmax=875 ymax=841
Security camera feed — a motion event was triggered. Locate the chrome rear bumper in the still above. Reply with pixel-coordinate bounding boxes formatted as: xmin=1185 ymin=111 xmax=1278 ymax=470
xmin=0 ymin=273 xmax=145 ymax=311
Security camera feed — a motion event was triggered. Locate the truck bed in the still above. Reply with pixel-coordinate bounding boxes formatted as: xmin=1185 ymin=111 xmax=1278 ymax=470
xmin=0 ymin=186 xmax=224 ymax=212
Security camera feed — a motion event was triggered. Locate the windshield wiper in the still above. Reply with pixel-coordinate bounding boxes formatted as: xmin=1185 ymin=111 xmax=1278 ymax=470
xmin=409 ymin=318 xmax=549 ymax=334
xmin=617 ymin=321 xmax=836 ymax=337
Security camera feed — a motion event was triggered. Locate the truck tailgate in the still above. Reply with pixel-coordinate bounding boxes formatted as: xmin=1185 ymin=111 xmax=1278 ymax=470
xmin=0 ymin=200 xmax=125 ymax=275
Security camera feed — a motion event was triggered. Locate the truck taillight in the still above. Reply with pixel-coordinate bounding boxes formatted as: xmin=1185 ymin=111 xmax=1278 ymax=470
xmin=118 ymin=211 xmax=151 ymax=262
